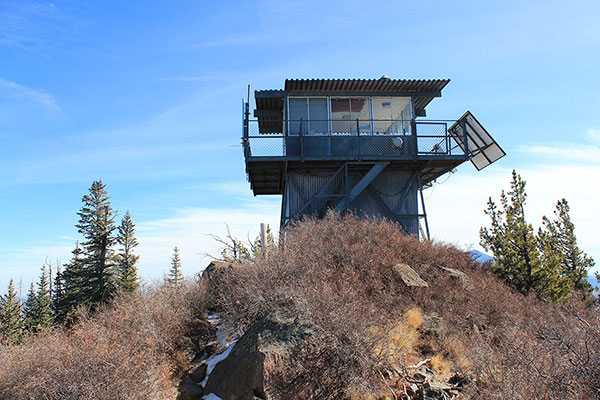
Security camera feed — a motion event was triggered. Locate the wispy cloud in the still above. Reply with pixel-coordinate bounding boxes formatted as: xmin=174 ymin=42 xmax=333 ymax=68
xmin=0 ymin=2 xmax=82 ymax=51
xmin=0 ymin=77 xmax=59 ymax=110
xmin=517 ymin=142 xmax=600 ymax=164
xmin=587 ymin=128 xmax=600 ymax=144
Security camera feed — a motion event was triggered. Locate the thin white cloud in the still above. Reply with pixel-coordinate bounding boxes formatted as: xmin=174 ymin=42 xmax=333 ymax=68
xmin=0 ymin=77 xmax=59 ymax=110
xmin=517 ymin=142 xmax=600 ymax=164
xmin=0 ymin=2 xmax=82 ymax=51
xmin=587 ymin=129 xmax=600 ymax=144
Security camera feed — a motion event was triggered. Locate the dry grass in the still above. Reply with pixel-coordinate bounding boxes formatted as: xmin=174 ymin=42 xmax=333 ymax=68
xmin=0 ymin=280 xmax=209 ymax=400
xmin=210 ymin=212 xmax=600 ymax=399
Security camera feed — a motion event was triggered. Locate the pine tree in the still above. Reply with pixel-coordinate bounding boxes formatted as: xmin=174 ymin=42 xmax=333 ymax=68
xmin=541 ymin=199 xmax=595 ymax=296
xmin=36 ymin=262 xmax=53 ymax=329
xmin=60 ymin=242 xmax=88 ymax=322
xmin=167 ymin=246 xmax=184 ymax=286
xmin=23 ymin=263 xmax=53 ymax=333
xmin=480 ymin=170 xmax=567 ymax=300
xmin=23 ymin=282 xmax=38 ymax=332
xmin=52 ymin=268 xmax=67 ymax=324
xmin=75 ymin=180 xmax=117 ymax=307
xmin=115 ymin=210 xmax=140 ymax=293
xmin=0 ymin=279 xmax=23 ymax=344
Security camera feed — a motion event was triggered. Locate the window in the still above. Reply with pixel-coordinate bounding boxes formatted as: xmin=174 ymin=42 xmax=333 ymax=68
xmin=372 ymin=97 xmax=412 ymax=134
xmin=287 ymin=96 xmax=412 ymax=135
xmin=288 ymin=97 xmax=328 ymax=135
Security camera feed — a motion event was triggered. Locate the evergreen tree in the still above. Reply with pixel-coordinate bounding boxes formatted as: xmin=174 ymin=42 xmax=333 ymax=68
xmin=480 ymin=170 xmax=567 ymax=300
xmin=115 ymin=210 xmax=140 ymax=293
xmin=52 ymin=268 xmax=67 ymax=324
xmin=60 ymin=242 xmax=88 ymax=322
xmin=75 ymin=180 xmax=117 ymax=307
xmin=36 ymin=263 xmax=53 ymax=329
xmin=167 ymin=246 xmax=184 ymax=286
xmin=23 ymin=282 xmax=38 ymax=332
xmin=0 ymin=279 xmax=23 ymax=344
xmin=541 ymin=199 xmax=595 ymax=296
xmin=23 ymin=263 xmax=53 ymax=333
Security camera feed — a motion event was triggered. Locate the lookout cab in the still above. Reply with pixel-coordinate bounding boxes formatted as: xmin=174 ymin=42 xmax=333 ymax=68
xmin=242 ymin=77 xmax=505 ymax=238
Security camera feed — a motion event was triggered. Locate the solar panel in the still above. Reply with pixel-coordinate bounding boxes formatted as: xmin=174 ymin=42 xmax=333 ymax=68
xmin=448 ymin=111 xmax=506 ymax=170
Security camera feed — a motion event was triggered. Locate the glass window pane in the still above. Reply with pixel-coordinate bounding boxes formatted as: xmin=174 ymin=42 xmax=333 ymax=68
xmin=331 ymin=98 xmax=352 ymax=134
xmin=350 ymin=98 xmax=371 ymax=133
xmin=308 ymin=98 xmax=328 ymax=135
xmin=372 ymin=97 xmax=411 ymax=134
xmin=288 ymin=98 xmax=308 ymax=135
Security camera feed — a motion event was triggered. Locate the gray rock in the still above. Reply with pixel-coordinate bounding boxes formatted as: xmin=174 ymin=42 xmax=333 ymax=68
xmin=421 ymin=312 xmax=442 ymax=334
xmin=437 ymin=266 xmax=473 ymax=290
xmin=201 ymin=261 xmax=230 ymax=280
xmin=203 ymin=310 xmax=320 ymax=400
xmin=178 ymin=375 xmax=204 ymax=400
xmin=188 ymin=363 xmax=207 ymax=383
xmin=393 ymin=263 xmax=429 ymax=287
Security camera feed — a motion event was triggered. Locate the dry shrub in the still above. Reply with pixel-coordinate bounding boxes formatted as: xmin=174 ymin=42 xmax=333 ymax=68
xmin=404 ymin=308 xmax=423 ymax=329
xmin=430 ymin=354 xmax=451 ymax=376
xmin=210 ymin=213 xmax=600 ymax=399
xmin=0 ymin=280 xmax=209 ymax=400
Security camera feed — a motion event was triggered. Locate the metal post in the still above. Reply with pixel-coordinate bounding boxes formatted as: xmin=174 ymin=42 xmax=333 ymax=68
xmin=412 ymin=118 xmax=418 ymax=159
xmin=356 ymin=118 xmax=361 ymax=160
xmin=461 ymin=119 xmax=468 ymax=160
xmin=260 ymin=223 xmax=267 ymax=257
xmin=243 ymin=86 xmax=250 ymax=158
xmin=417 ymin=174 xmax=430 ymax=240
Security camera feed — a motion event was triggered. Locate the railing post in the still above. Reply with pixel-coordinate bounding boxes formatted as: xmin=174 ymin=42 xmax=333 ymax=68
xmin=444 ymin=122 xmax=449 ymax=155
xmin=461 ymin=119 xmax=469 ymax=160
xmin=356 ymin=118 xmax=361 ymax=160
xmin=243 ymin=99 xmax=250 ymax=158
xmin=411 ymin=119 xmax=417 ymax=156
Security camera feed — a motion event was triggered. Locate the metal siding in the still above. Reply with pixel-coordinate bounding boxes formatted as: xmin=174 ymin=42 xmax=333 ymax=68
xmin=284 ymin=168 xmax=418 ymax=235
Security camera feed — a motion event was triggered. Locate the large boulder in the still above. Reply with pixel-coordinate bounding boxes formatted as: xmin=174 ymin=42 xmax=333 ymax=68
xmin=202 ymin=310 xmax=320 ymax=400
xmin=437 ymin=265 xmax=473 ymax=290
xmin=393 ymin=263 xmax=429 ymax=287
xmin=201 ymin=261 xmax=230 ymax=280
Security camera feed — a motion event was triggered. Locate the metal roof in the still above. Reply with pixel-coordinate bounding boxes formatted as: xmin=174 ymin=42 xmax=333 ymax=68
xmin=285 ymin=78 xmax=449 ymax=94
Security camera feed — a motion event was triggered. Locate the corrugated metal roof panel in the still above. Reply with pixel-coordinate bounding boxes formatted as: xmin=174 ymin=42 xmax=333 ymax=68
xmin=284 ymin=78 xmax=450 ymax=95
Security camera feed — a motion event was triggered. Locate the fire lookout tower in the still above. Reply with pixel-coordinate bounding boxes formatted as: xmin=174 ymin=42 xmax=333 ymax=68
xmin=242 ymin=77 xmax=505 ymax=238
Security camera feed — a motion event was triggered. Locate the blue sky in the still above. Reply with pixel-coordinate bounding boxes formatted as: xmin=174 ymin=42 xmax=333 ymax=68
xmin=1 ymin=0 xmax=599 ymax=291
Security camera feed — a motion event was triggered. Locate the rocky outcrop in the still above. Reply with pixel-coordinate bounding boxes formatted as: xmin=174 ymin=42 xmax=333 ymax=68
xmin=437 ymin=265 xmax=473 ymax=290
xmin=393 ymin=263 xmax=429 ymax=287
xmin=201 ymin=261 xmax=231 ymax=281
xmin=191 ymin=310 xmax=321 ymax=400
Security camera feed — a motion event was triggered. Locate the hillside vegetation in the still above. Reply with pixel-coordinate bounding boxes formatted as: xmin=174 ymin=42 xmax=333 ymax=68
xmin=1 ymin=214 xmax=599 ymax=399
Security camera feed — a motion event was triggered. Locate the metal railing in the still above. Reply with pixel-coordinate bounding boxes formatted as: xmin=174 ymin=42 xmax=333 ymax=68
xmin=243 ymin=119 xmax=466 ymax=160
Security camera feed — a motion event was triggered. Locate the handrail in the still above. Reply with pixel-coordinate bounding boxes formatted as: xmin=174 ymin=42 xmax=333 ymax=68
xmin=243 ymin=118 xmax=465 ymax=159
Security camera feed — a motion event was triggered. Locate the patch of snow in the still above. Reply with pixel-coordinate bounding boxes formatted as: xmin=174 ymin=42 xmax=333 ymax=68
xmin=202 ymin=393 xmax=223 ymax=400
xmin=205 ymin=311 xmax=233 ymax=350
xmin=200 ymin=341 xmax=237 ymax=388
